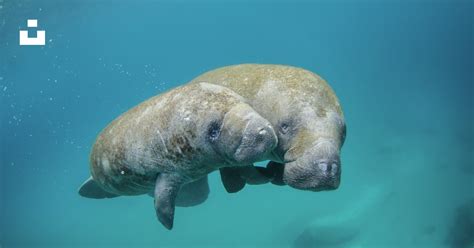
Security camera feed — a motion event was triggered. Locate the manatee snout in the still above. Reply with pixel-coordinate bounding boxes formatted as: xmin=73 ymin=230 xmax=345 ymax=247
xmin=234 ymin=119 xmax=277 ymax=164
xmin=283 ymin=141 xmax=341 ymax=191
xmin=217 ymin=103 xmax=277 ymax=165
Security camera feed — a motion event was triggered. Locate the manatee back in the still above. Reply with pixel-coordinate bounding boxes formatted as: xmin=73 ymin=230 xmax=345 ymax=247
xmin=89 ymin=92 xmax=172 ymax=195
xmin=190 ymin=64 xmax=344 ymax=118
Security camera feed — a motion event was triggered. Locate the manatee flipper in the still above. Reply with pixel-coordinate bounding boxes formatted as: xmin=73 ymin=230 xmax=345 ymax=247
xmin=220 ymin=167 xmax=246 ymax=193
xmin=175 ymin=175 xmax=210 ymax=207
xmin=154 ymin=173 xmax=183 ymax=230
xmin=78 ymin=177 xmax=119 ymax=199
xmin=220 ymin=165 xmax=276 ymax=193
xmin=239 ymin=165 xmax=272 ymax=185
xmin=266 ymin=161 xmax=286 ymax=186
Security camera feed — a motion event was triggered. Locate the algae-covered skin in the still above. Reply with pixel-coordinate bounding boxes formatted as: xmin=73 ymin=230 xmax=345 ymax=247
xmin=79 ymin=82 xmax=277 ymax=229
xmin=190 ymin=64 xmax=346 ymax=191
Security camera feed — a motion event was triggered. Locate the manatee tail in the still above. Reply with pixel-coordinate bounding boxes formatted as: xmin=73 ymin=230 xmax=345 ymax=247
xmin=78 ymin=176 xmax=119 ymax=199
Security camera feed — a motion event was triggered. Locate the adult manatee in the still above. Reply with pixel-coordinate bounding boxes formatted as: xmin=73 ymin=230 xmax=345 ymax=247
xmin=190 ymin=64 xmax=346 ymax=192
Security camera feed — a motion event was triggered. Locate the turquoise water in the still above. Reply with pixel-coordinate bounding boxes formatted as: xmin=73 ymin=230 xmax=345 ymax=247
xmin=1 ymin=0 xmax=473 ymax=247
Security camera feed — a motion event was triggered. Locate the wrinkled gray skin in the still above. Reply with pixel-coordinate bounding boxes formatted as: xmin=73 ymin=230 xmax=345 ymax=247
xmin=190 ymin=64 xmax=346 ymax=192
xmin=78 ymin=82 xmax=277 ymax=229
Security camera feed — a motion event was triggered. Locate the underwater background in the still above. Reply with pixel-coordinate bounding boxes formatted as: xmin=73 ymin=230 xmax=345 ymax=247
xmin=0 ymin=0 xmax=472 ymax=247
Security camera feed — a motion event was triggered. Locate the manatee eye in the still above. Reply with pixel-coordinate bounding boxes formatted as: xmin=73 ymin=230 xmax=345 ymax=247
xmin=280 ymin=123 xmax=290 ymax=134
xmin=207 ymin=121 xmax=221 ymax=142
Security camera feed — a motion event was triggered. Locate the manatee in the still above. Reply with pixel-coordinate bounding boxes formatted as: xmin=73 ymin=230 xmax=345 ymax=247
xmin=78 ymin=82 xmax=277 ymax=229
xmin=294 ymin=186 xmax=388 ymax=248
xmin=190 ymin=64 xmax=346 ymax=191
xmin=446 ymin=198 xmax=474 ymax=248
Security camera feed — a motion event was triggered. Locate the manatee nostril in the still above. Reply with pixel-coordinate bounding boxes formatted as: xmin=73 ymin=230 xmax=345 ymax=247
xmin=255 ymin=128 xmax=266 ymax=142
xmin=317 ymin=161 xmax=340 ymax=174
xmin=318 ymin=162 xmax=329 ymax=172
xmin=327 ymin=163 xmax=333 ymax=171
xmin=331 ymin=163 xmax=339 ymax=174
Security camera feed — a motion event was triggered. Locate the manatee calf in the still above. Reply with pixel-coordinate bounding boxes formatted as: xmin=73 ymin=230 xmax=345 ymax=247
xmin=190 ymin=64 xmax=346 ymax=192
xmin=78 ymin=82 xmax=277 ymax=229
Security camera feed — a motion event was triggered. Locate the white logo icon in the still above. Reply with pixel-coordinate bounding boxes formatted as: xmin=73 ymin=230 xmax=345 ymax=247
xmin=19 ymin=19 xmax=46 ymax=46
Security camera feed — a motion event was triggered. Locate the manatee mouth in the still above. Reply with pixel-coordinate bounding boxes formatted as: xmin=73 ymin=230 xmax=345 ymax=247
xmin=283 ymin=159 xmax=341 ymax=191
xmin=271 ymin=149 xmax=288 ymax=164
xmin=281 ymin=142 xmax=341 ymax=191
